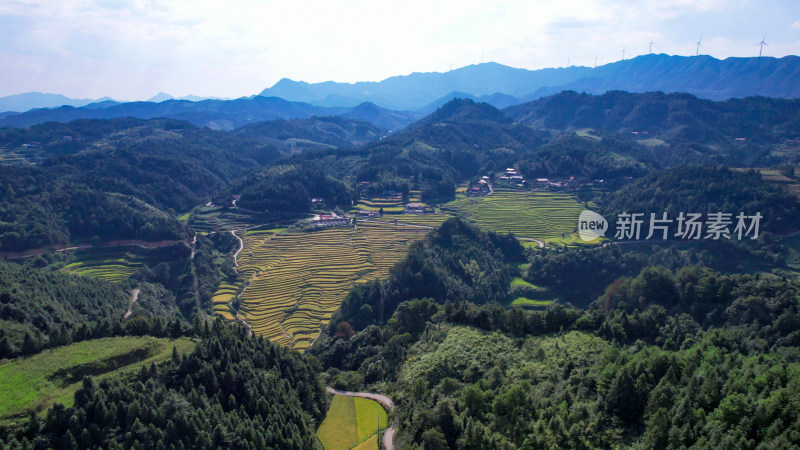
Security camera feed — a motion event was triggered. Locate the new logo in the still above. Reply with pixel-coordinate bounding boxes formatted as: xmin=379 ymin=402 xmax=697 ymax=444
xmin=578 ymin=210 xmax=608 ymax=241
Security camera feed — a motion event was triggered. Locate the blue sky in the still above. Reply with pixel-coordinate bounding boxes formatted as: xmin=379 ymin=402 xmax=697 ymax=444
xmin=1 ymin=0 xmax=798 ymax=101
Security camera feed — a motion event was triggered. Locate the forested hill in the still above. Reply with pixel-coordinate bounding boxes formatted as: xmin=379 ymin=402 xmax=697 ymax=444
xmin=2 ymin=322 xmax=329 ymax=449
xmin=505 ymin=91 xmax=800 ymax=144
xmin=310 ymin=215 xmax=800 ymax=448
xmin=287 ymin=99 xmax=551 ymax=202
xmin=0 ymin=119 xmax=263 ymax=251
xmin=601 ymin=166 xmax=800 ymax=236
xmin=233 ymin=116 xmax=386 ymax=153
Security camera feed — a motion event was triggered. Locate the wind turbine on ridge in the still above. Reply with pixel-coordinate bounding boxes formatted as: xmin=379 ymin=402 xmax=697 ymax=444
xmin=649 ymin=40 xmax=655 ymax=54
xmin=696 ymin=37 xmax=702 ymax=56
xmin=758 ymin=34 xmax=768 ymax=57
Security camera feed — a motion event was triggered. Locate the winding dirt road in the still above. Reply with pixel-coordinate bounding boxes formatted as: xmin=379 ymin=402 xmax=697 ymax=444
xmin=123 ymin=288 xmax=140 ymax=319
xmin=325 ymin=387 xmax=397 ymax=450
xmin=229 ymin=230 xmax=253 ymax=335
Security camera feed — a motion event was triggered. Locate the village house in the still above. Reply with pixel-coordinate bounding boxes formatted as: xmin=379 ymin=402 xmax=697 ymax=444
xmin=404 ymin=203 xmax=425 ymax=213
xmin=309 ymin=215 xmax=350 ymax=228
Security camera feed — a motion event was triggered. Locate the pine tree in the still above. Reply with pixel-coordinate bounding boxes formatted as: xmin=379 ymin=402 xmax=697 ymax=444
xmin=21 ymin=332 xmax=37 ymax=355
xmin=0 ymin=335 xmax=15 ymax=358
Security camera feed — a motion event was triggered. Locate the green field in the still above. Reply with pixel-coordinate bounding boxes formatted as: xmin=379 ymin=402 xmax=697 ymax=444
xmin=0 ymin=336 xmax=196 ymax=421
xmin=510 ymin=277 xmax=554 ymax=309
xmin=510 ymin=277 xmax=538 ymax=288
xmin=512 ymin=297 xmax=553 ymax=308
xmin=63 ymin=248 xmax=148 ymax=282
xmin=220 ymin=221 xmax=430 ymax=350
xmin=441 ymin=188 xmax=585 ymax=240
xmin=317 ymin=395 xmax=387 ymax=450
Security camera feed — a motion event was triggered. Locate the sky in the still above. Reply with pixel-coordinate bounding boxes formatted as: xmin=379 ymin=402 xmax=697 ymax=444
xmin=1 ymin=0 xmax=798 ymax=101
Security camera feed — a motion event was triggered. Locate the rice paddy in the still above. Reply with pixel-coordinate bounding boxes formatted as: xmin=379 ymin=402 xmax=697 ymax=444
xmin=369 ymin=213 xmax=450 ymax=227
xmin=441 ymin=188 xmax=585 ymax=240
xmin=189 ymin=205 xmax=295 ymax=233
xmin=63 ymin=249 xmax=147 ymax=283
xmin=221 ymin=221 xmax=429 ymax=350
xmin=316 ymin=395 xmax=387 ymax=450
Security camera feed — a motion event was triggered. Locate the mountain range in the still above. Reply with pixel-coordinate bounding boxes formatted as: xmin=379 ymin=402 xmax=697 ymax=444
xmin=1 ymin=54 xmax=798 ymax=132
xmin=261 ymin=54 xmax=800 ymax=110
xmin=0 ymin=96 xmax=420 ymax=131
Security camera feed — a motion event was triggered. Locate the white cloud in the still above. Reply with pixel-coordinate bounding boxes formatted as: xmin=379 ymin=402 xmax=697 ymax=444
xmin=792 ymin=21 xmax=800 ymax=29
xmin=0 ymin=0 xmax=798 ymax=100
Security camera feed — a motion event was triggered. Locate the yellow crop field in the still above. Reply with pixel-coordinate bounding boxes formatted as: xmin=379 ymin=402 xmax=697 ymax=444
xmin=223 ymin=221 xmax=429 ymax=350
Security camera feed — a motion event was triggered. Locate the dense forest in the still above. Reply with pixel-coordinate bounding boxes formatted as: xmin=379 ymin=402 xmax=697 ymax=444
xmin=311 ymin=230 xmax=800 ymax=448
xmin=231 ymin=162 xmax=353 ymax=213
xmin=329 ymin=219 xmax=524 ymax=331
xmin=0 ymin=321 xmax=329 ymax=450
xmin=601 ymin=166 xmax=800 ymax=236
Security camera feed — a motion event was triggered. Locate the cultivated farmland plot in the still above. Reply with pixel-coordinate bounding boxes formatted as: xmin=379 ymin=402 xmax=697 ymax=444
xmin=442 ymin=188 xmax=585 ymax=240
xmin=63 ymin=249 xmax=147 ymax=283
xmin=225 ymin=221 xmax=429 ymax=350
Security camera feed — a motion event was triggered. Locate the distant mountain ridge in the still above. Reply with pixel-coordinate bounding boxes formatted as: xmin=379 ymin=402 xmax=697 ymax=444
xmin=259 ymin=54 xmax=800 ymax=110
xmin=0 ymin=92 xmax=116 ymax=113
xmin=0 ymin=97 xmax=419 ymax=131
xmin=0 ymin=92 xmax=230 ymax=114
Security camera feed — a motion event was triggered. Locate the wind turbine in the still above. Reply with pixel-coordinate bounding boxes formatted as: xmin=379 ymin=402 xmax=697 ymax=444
xmin=594 ymin=57 xmax=598 ymax=68
xmin=758 ymin=34 xmax=767 ymax=57
xmin=649 ymin=40 xmax=655 ymax=54
xmin=622 ymin=49 xmax=625 ymax=61
xmin=695 ymin=37 xmax=702 ymax=56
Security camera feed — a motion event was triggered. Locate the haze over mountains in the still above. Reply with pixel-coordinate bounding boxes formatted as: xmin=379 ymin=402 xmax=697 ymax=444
xmin=1 ymin=54 xmax=798 ymax=131
xmin=260 ymin=54 xmax=800 ymax=109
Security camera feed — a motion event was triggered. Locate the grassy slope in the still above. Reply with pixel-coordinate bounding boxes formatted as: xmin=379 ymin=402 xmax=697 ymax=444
xmin=0 ymin=336 xmax=195 ymax=421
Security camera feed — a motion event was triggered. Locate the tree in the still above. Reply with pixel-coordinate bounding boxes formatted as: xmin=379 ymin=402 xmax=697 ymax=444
xmin=335 ymin=322 xmax=355 ymax=341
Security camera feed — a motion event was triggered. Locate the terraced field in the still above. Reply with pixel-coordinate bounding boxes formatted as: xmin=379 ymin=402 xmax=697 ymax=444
xmin=442 ymin=188 xmax=585 ymax=240
xmin=189 ymin=205 xmax=296 ymax=233
xmin=370 ymin=213 xmax=450 ymax=227
xmin=227 ymin=221 xmax=429 ymax=350
xmin=353 ymin=190 xmax=425 ymax=214
xmin=63 ymin=249 xmax=147 ymax=282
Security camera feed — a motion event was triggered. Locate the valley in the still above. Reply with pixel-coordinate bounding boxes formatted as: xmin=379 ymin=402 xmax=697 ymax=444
xmin=2 ymin=82 xmax=800 ymax=449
